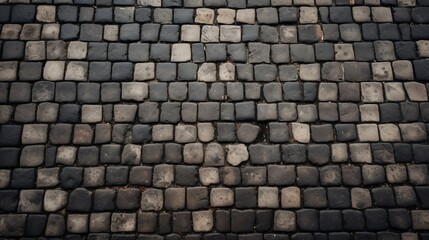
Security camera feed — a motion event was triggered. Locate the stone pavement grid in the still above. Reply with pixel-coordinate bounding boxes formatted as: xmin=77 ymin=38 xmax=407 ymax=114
xmin=0 ymin=0 xmax=429 ymax=239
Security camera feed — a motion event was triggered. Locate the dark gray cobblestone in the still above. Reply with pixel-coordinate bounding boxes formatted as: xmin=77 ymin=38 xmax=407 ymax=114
xmin=1 ymin=0 xmax=429 ymax=238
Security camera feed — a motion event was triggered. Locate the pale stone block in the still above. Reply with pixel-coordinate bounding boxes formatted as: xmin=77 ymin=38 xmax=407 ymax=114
xmin=181 ymin=25 xmax=201 ymax=42
xmin=219 ymin=62 xmax=235 ymax=81
xmin=217 ymin=8 xmax=235 ymax=24
xmin=195 ymin=8 xmax=215 ymax=24
xmin=171 ymin=44 xmax=192 ymax=62
xmin=291 ymin=123 xmax=310 ymax=143
xmin=43 ymin=61 xmax=65 ymax=81
xmin=236 ymin=9 xmax=255 ymax=24
xmin=134 ymin=63 xmax=155 ymax=81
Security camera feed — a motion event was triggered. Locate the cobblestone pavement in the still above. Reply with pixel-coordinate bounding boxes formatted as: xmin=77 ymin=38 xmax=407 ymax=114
xmin=1 ymin=0 xmax=429 ymax=239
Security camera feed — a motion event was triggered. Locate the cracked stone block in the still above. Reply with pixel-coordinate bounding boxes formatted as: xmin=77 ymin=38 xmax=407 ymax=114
xmin=219 ymin=63 xmax=235 ymax=81
xmin=384 ymin=82 xmax=406 ymax=102
xmin=198 ymin=63 xmax=217 ymax=82
xmin=195 ymin=8 xmax=215 ymax=24
xmin=404 ymin=82 xmax=428 ymax=101
xmin=18 ymin=189 xmax=43 ymax=213
xmin=175 ymin=125 xmax=197 ymax=143
xmin=201 ymin=26 xmax=219 ymax=43
xmin=153 ymin=164 xmax=174 ymax=188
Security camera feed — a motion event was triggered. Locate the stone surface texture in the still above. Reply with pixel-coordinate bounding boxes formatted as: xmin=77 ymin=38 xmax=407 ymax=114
xmin=0 ymin=0 xmax=428 ymax=238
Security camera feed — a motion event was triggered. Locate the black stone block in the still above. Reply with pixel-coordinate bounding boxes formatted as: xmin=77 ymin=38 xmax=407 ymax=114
xmin=255 ymin=210 xmax=273 ymax=232
xmin=330 ymin=7 xmax=353 ymax=23
xmin=67 ymin=188 xmax=92 ymax=212
xmin=94 ymin=189 xmax=116 ymax=211
xmin=11 ymin=5 xmax=36 ymax=23
xmin=0 ymin=125 xmax=22 ymax=147
xmin=175 ymin=165 xmax=198 ymax=186
xmin=412 ymin=25 xmax=429 ymax=40
xmin=303 ymin=187 xmax=327 ymax=208
xmin=389 ymin=209 xmax=411 ymax=230
xmin=60 ymin=167 xmax=83 ymax=189
xmin=106 ymin=166 xmax=128 ymax=186
xmin=327 ymin=187 xmax=350 ymax=208
xmin=297 ymin=209 xmax=318 ymax=232
xmin=59 ymin=104 xmax=80 ymax=123
xmin=319 ymin=210 xmax=342 ymax=232
xmin=25 ymin=214 xmax=47 ymax=237
xmin=236 ymin=187 xmax=257 ymax=209
xmin=395 ymin=41 xmax=418 ymax=59
xmin=379 ymin=24 xmax=401 ymax=41
xmin=372 ymin=187 xmax=395 ymax=207
xmin=365 ymin=208 xmax=388 ymax=231
xmin=215 ymin=210 xmax=230 ymax=232
xmin=0 ymin=190 xmax=19 ymax=213
xmin=343 ymin=210 xmax=365 ymax=231
xmin=231 ymin=209 xmax=255 ymax=233
xmin=11 ymin=168 xmax=36 ymax=189
xmin=173 ymin=212 xmax=191 ymax=233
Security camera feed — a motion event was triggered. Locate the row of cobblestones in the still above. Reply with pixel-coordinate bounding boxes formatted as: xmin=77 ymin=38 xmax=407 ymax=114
xmin=2 ymin=81 xmax=429 ymax=103
xmin=0 ymin=60 xmax=426 ymax=82
xmin=2 ymin=162 xmax=429 ymax=188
